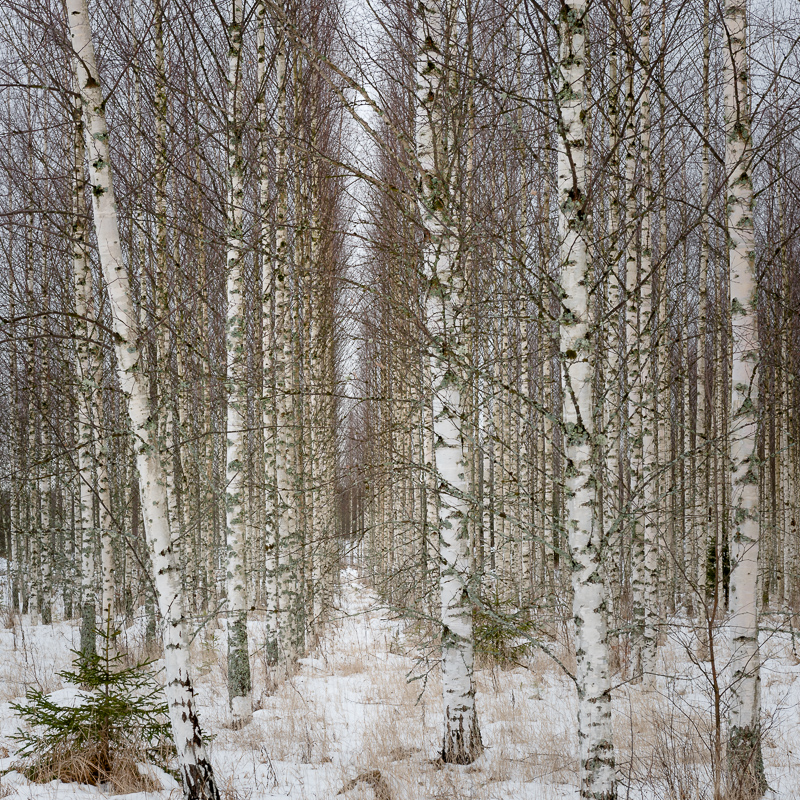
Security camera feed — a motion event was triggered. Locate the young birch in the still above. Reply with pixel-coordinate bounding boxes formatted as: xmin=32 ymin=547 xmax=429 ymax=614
xmin=258 ymin=0 xmax=279 ymax=664
xmin=723 ymin=0 xmax=766 ymax=793
xmin=417 ymin=0 xmax=483 ymax=764
xmin=67 ymin=1 xmax=219 ymax=795
xmin=224 ymin=0 xmax=253 ymax=728
xmin=71 ymin=87 xmax=97 ymax=657
xmin=556 ymin=0 xmax=616 ymax=795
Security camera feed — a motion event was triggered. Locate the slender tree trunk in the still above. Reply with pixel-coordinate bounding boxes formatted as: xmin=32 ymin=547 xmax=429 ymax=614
xmin=258 ymin=0 xmax=279 ymax=665
xmin=68 ymin=3 xmax=219 ymax=795
xmin=72 ymin=87 xmax=97 ymax=657
xmin=273 ymin=22 xmax=300 ymax=664
xmin=152 ymin=0 xmax=180 ymax=558
xmin=604 ymin=20 xmax=623 ymax=667
xmin=723 ymin=0 xmax=766 ymax=793
xmin=417 ymin=0 xmax=482 ymax=764
xmin=39 ymin=424 xmax=53 ymax=626
xmin=622 ymin=0 xmax=647 ymax=678
xmin=224 ymin=0 xmax=253 ymax=728
xmin=638 ymin=0 xmax=657 ymax=682
xmin=9 ymin=261 xmax=20 ymax=614
xmin=698 ymin=0 xmax=715 ymax=656
xmin=97 ymin=396 xmax=115 ymax=631
xmin=557 ymin=0 xmax=616 ymax=795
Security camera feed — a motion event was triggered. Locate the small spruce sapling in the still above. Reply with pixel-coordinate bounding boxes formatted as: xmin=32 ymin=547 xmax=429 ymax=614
xmin=10 ymin=626 xmax=174 ymax=787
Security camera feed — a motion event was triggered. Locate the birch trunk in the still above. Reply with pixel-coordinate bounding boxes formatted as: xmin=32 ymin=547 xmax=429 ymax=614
xmin=153 ymin=0 xmax=179 ymax=548
xmin=638 ymin=0 xmax=658 ymax=683
xmin=97 ymin=400 xmax=115 ymax=630
xmin=258 ymin=0 xmax=279 ymax=664
xmin=557 ymin=0 xmax=615 ymax=795
xmin=604 ymin=27 xmax=623 ymax=659
xmin=723 ymin=0 xmax=766 ymax=792
xmin=777 ymin=150 xmax=792 ymax=609
xmin=656 ymin=13 xmax=672 ymax=617
xmin=25 ymin=211 xmax=39 ymax=626
xmin=67 ymin=2 xmax=219 ymax=795
xmin=698 ymin=0 xmax=715 ymax=655
xmin=9 ymin=272 xmax=20 ymax=613
xmin=224 ymin=0 xmax=252 ymax=728
xmin=417 ymin=0 xmax=482 ymax=764
xmin=39 ymin=426 xmax=53 ymax=626
xmin=273 ymin=21 xmax=300 ymax=664
xmin=72 ymin=88 xmax=97 ymax=657
xmin=621 ymin=0 xmax=646 ymax=678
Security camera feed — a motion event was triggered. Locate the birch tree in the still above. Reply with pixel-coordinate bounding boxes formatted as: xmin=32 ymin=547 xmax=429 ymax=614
xmin=71 ymin=84 xmax=97 ymax=657
xmin=257 ymin=0 xmax=279 ymax=666
xmin=557 ymin=0 xmax=616 ymax=795
xmin=722 ymin=0 xmax=766 ymax=793
xmin=416 ymin=0 xmax=483 ymax=764
xmin=67 ymin=1 xmax=219 ymax=795
xmin=272 ymin=15 xmax=301 ymax=665
xmin=223 ymin=0 xmax=253 ymax=729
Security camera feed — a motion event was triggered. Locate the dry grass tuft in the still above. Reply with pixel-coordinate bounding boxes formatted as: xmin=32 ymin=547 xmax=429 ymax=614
xmin=247 ymin=682 xmax=334 ymax=764
xmin=336 ymin=653 xmax=367 ymax=676
xmin=0 ymin=631 xmax=67 ymax=702
xmin=219 ymin=771 xmax=255 ymax=800
xmin=338 ymin=769 xmax=393 ymax=800
xmin=614 ymin=683 xmax=717 ymax=800
xmin=14 ymin=743 xmax=162 ymax=795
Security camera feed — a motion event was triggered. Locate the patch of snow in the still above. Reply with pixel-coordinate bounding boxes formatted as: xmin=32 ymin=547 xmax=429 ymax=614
xmin=137 ymin=762 xmax=180 ymax=791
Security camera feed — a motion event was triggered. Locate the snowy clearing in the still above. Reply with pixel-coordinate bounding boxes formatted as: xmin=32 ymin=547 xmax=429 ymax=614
xmin=0 ymin=571 xmax=798 ymax=799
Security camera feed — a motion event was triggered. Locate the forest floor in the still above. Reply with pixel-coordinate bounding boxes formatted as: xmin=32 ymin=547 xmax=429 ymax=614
xmin=0 ymin=570 xmax=798 ymax=799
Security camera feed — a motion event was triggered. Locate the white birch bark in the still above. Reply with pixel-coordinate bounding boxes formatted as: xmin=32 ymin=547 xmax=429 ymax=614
xmin=656 ymin=15 xmax=672 ymax=618
xmin=67 ymin=2 xmax=219 ymax=795
xmin=9 ymin=466 xmax=20 ymax=614
xmin=557 ymin=0 xmax=616 ymax=795
xmin=417 ymin=0 xmax=482 ymax=764
xmin=8 ymin=269 xmax=20 ymax=613
xmin=723 ymin=0 xmax=766 ymax=792
xmin=25 ymin=216 xmax=40 ymax=626
xmin=777 ymin=149 xmax=792 ymax=608
xmin=258 ymin=0 xmax=279 ymax=664
xmin=223 ymin=0 xmax=252 ymax=728
xmin=39 ymin=425 xmax=53 ymax=626
xmin=698 ymin=0 xmax=715 ymax=655
xmin=39 ymin=183 xmax=53 ymax=625
xmin=153 ymin=0 xmax=179 ymax=546
xmin=621 ymin=0 xmax=646 ymax=679
xmin=97 ymin=400 xmax=115 ymax=630
xmin=603 ymin=28 xmax=624 ymax=660
xmin=72 ymin=88 xmax=97 ymax=656
xmin=638 ymin=0 xmax=658 ymax=683
xmin=306 ymin=184 xmax=325 ymax=627
xmin=423 ymin=366 xmax=438 ymax=613
xmin=272 ymin=27 xmax=301 ymax=664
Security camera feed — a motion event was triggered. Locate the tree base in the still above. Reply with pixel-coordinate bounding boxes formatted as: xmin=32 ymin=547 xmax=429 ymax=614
xmin=728 ymin=724 xmax=768 ymax=800
xmin=182 ymin=760 xmax=220 ymax=800
xmin=441 ymin=713 xmax=483 ymax=765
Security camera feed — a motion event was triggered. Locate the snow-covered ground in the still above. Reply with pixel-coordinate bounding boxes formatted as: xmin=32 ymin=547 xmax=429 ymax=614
xmin=0 ymin=571 xmax=798 ymax=798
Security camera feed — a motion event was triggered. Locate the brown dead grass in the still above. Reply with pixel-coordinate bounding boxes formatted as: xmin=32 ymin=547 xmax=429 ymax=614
xmin=614 ymin=683 xmax=716 ymax=800
xmin=15 ymin=743 xmax=162 ymax=795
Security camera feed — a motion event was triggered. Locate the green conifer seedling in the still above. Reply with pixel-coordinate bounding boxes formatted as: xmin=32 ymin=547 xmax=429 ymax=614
xmin=10 ymin=627 xmax=174 ymax=788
